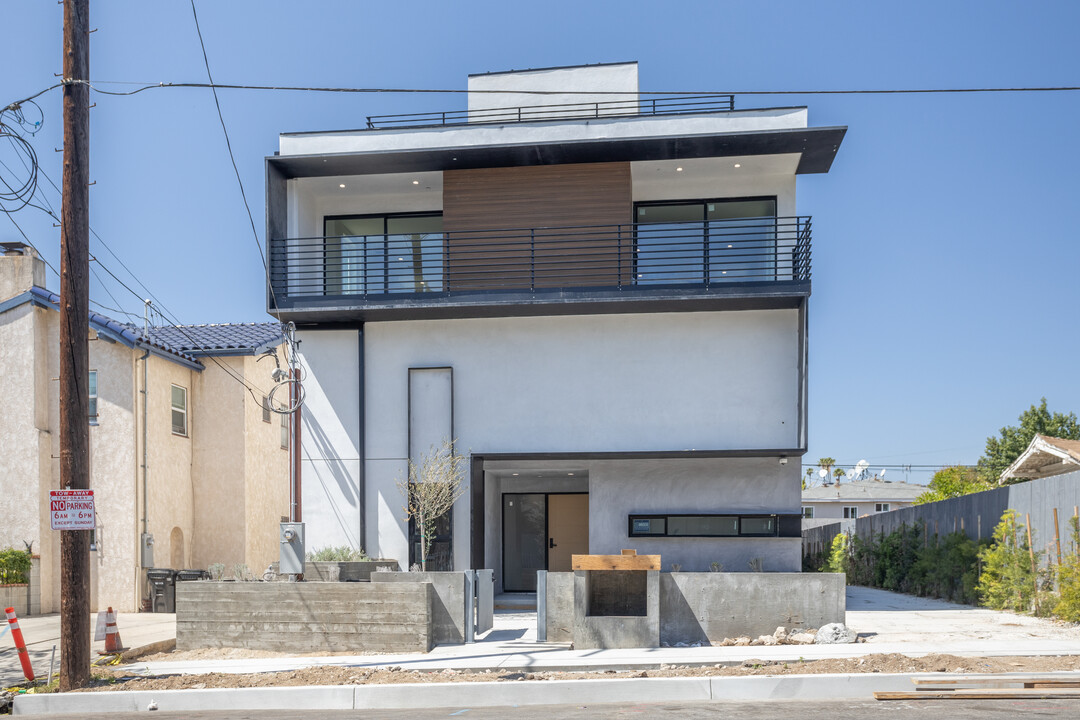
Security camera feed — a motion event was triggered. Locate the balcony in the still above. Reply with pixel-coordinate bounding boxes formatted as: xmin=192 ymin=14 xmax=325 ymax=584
xmin=268 ymin=217 xmax=811 ymax=321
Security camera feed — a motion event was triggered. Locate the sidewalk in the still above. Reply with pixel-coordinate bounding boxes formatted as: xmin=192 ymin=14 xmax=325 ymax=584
xmin=1 ymin=612 xmax=175 ymax=687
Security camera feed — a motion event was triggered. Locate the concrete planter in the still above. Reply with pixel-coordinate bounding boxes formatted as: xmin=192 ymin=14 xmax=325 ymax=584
xmin=369 ymin=571 xmax=469 ymax=644
xmin=541 ymin=570 xmax=846 ymax=647
xmin=270 ymin=560 xmax=400 ymax=581
xmin=176 ymin=581 xmax=432 ymax=653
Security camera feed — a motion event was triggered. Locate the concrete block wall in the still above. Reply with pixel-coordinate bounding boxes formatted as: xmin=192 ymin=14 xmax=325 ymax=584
xmin=369 ymin=571 xmax=467 ymax=644
xmin=176 ymin=581 xmax=431 ymax=653
xmin=544 ymin=571 xmax=846 ymax=647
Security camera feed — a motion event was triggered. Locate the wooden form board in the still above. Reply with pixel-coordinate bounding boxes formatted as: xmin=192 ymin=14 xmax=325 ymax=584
xmin=571 ymin=554 xmax=661 ymax=571
xmin=913 ymin=675 xmax=1080 ymax=688
xmin=876 ymin=689 xmax=1080 ymax=700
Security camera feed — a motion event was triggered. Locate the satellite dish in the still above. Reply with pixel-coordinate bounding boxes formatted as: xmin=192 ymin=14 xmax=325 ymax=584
xmin=880 ymin=469 xmax=887 ymax=478
xmin=846 ymin=468 xmax=856 ymax=479
xmin=818 ymin=468 xmax=828 ymax=478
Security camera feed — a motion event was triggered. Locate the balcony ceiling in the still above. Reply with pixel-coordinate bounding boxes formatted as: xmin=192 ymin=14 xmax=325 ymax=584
xmin=268 ymin=126 xmax=846 ymax=179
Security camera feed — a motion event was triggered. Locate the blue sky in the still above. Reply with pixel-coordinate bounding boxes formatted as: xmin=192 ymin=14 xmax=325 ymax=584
xmin=2 ymin=1 xmax=1078 ymax=483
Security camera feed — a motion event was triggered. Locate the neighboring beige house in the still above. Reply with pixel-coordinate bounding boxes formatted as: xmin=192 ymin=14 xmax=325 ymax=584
xmin=801 ymin=479 xmax=925 ymax=529
xmin=0 ymin=242 xmax=290 ymax=613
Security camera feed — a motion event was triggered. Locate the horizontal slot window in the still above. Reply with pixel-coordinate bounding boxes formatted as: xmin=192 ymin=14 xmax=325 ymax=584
xmin=628 ymin=514 xmax=783 ymax=538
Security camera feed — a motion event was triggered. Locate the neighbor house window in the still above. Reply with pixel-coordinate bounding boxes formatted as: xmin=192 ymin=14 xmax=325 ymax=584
xmin=88 ymin=370 xmax=98 ymax=425
xmin=262 ymin=396 xmax=271 ymax=423
xmin=843 ymin=506 xmax=858 ymax=519
xmin=171 ymin=385 xmax=188 ymax=437
xmin=802 ymin=506 xmax=814 ymax=519
xmin=280 ymin=410 xmax=289 ymax=450
xmin=875 ymin=503 xmax=891 ymax=513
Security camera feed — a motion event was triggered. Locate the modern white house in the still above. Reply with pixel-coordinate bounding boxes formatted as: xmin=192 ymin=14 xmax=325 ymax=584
xmin=266 ymin=62 xmax=846 ymax=592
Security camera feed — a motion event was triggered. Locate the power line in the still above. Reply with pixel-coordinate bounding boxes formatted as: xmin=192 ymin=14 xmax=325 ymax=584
xmin=188 ymin=0 xmax=275 ymax=310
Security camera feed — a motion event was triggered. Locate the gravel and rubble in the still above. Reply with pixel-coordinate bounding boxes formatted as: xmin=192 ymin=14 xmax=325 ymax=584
xmin=65 ymin=653 xmax=1080 ymax=693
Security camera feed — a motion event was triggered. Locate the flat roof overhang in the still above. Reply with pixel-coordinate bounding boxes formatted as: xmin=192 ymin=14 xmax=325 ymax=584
xmin=267 ymin=126 xmax=847 ymax=179
xmin=272 ymin=281 xmax=810 ymax=324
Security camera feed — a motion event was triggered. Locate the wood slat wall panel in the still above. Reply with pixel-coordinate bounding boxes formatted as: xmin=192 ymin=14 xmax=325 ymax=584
xmin=443 ymin=163 xmax=633 ymax=290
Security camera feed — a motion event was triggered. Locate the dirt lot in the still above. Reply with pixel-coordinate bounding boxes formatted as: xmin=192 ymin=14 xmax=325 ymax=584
xmin=72 ymin=653 xmax=1080 ymax=693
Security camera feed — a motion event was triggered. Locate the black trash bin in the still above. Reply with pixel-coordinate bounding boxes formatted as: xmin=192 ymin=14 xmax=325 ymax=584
xmin=147 ymin=568 xmax=177 ymax=613
xmin=176 ymin=569 xmax=209 ymax=582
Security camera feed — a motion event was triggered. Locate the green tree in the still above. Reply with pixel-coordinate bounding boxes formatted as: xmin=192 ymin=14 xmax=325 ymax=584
xmin=818 ymin=457 xmax=836 ymax=474
xmin=977 ymin=510 xmax=1041 ymax=612
xmin=978 ymin=398 xmax=1080 ymax=484
xmin=396 ymin=439 xmax=466 ymax=571
xmin=915 ymin=466 xmax=990 ymax=504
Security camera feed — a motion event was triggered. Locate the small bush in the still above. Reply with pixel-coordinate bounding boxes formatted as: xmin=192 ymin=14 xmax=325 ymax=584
xmin=0 ymin=547 xmax=32 ymax=585
xmin=306 ymin=545 xmax=370 ymax=562
xmin=823 ymin=532 xmax=848 ymax=574
xmin=977 ymin=510 xmax=1041 ymax=612
xmin=1055 ymin=516 xmax=1080 ymax=622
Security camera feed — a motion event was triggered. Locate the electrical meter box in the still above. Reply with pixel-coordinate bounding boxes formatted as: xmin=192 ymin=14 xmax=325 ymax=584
xmin=279 ymin=522 xmax=305 ymax=575
xmin=140 ymin=532 xmax=155 ymax=568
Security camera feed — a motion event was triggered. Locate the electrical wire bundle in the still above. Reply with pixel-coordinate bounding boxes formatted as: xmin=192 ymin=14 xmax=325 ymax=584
xmin=0 ymin=99 xmax=42 ymax=214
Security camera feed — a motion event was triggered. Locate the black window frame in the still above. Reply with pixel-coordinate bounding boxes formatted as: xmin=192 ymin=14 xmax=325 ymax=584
xmin=627 ymin=513 xmax=796 ymax=539
xmin=632 ymin=196 xmax=779 ymax=285
xmin=323 ymin=211 xmax=444 ymax=296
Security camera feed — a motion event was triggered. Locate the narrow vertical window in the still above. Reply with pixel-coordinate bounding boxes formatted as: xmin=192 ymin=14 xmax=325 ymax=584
xmin=88 ymin=370 xmax=98 ymax=425
xmin=802 ymin=506 xmax=814 ymax=519
xmin=280 ymin=409 xmax=289 ymax=450
xmin=262 ymin=396 xmax=271 ymax=423
xmin=171 ymin=385 xmax=188 ymax=437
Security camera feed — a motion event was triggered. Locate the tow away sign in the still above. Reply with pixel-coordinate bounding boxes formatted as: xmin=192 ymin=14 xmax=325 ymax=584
xmin=50 ymin=489 xmax=95 ymax=530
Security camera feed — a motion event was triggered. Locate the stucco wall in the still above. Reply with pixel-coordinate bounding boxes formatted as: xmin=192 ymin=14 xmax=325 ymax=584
xmin=241 ymin=353 xmax=291 ymax=574
xmin=295 ymin=329 xmax=363 ymax=553
xmin=86 ymin=337 xmax=138 ymax=612
xmin=0 ymin=305 xmax=45 ymax=587
xmin=190 ymin=355 xmax=246 ymax=571
xmin=145 ymin=355 xmax=196 ymax=579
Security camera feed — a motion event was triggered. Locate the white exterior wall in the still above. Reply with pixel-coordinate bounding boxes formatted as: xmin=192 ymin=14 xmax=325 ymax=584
xmin=296 ymin=310 xmax=801 ymax=569
xmin=296 ymin=329 xmax=364 ymax=554
xmin=467 ymin=63 xmax=638 ymax=118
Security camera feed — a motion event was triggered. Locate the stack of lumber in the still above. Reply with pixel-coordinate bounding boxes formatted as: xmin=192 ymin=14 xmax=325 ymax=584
xmin=875 ymin=674 xmax=1080 ymax=700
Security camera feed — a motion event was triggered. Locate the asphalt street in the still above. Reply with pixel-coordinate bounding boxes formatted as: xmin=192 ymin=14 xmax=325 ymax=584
xmin=18 ymin=699 xmax=1080 ymax=719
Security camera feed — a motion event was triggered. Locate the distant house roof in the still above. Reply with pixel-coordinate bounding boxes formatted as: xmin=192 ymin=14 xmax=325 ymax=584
xmin=146 ymin=323 xmax=284 ymax=357
xmin=0 ymin=286 xmax=282 ymax=369
xmin=1000 ymin=435 xmax=1080 ymax=482
xmin=802 ymin=479 xmax=926 ymax=503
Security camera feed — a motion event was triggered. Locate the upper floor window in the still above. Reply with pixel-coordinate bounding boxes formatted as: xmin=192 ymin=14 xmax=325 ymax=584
xmin=280 ymin=410 xmax=289 ymax=450
xmin=324 ymin=213 xmax=443 ymax=296
xmin=88 ymin=370 xmax=98 ymax=425
xmin=634 ymin=197 xmax=777 ymax=284
xmin=171 ymin=385 xmax=188 ymax=437
xmin=262 ymin=396 xmax=272 ymax=423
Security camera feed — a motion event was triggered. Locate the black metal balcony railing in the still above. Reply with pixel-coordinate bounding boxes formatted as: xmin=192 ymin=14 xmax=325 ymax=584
xmin=365 ymin=94 xmax=735 ymax=130
xmin=269 ymin=217 xmax=810 ymax=303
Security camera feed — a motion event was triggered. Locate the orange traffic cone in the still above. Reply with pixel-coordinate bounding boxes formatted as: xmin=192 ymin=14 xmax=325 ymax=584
xmin=99 ymin=606 xmax=128 ymax=655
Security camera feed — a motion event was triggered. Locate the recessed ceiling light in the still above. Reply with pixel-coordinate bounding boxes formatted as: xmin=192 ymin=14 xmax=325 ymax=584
xmin=397 ymin=257 xmax=404 ymax=261
xmin=734 ymin=163 xmax=741 ymax=168
xmin=727 ymin=244 xmax=733 ymax=248
xmin=512 ymin=473 xmax=519 ymax=476
xmin=412 ymin=180 xmax=420 ymax=185
xmin=568 ymin=472 xmax=575 ymax=476
xmin=339 ymin=184 xmax=346 ymax=188
xmin=676 ymin=167 xmax=683 ymax=172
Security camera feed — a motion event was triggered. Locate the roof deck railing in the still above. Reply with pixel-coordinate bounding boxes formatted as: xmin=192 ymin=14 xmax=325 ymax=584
xmin=269 ymin=217 xmax=810 ymax=304
xmin=365 ymin=94 xmax=736 ymax=130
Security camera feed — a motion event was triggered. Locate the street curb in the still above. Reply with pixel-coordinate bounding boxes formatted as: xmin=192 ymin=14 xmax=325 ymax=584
xmin=13 ymin=672 xmax=922 ymax=715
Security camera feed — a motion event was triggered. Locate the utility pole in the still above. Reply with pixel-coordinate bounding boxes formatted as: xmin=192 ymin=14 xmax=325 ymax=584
xmin=59 ymin=0 xmax=91 ymax=691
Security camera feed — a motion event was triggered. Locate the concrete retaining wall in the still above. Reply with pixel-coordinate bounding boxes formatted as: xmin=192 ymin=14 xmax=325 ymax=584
xmin=543 ymin=571 xmax=845 ymax=646
xmin=660 ymin=572 xmax=845 ymax=643
xmin=369 ymin=571 xmax=467 ymax=644
xmin=176 ymin=581 xmax=431 ymax=653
